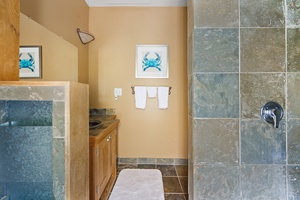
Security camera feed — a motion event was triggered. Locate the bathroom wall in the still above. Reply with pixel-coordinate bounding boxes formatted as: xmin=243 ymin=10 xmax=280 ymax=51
xmin=20 ymin=13 xmax=79 ymax=82
xmin=188 ymin=0 xmax=300 ymax=199
xmin=20 ymin=0 xmax=89 ymax=83
xmin=89 ymin=7 xmax=188 ymax=159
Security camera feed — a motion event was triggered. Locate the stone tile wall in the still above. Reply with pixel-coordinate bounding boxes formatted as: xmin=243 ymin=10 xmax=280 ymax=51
xmin=0 ymin=100 xmax=53 ymax=199
xmin=0 ymin=86 xmax=66 ymax=200
xmin=188 ymin=0 xmax=300 ymax=199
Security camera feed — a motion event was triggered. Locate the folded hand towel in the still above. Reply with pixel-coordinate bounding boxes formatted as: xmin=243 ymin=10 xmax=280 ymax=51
xmin=157 ymin=87 xmax=169 ymax=109
xmin=134 ymin=86 xmax=147 ymax=109
xmin=147 ymin=87 xmax=157 ymax=98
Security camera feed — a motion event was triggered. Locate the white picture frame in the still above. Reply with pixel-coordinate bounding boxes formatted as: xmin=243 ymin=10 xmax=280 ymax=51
xmin=135 ymin=45 xmax=169 ymax=78
xmin=19 ymin=46 xmax=42 ymax=78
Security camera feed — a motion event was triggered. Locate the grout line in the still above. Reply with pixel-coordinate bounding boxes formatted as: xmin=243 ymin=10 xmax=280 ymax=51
xmin=175 ymin=166 xmax=187 ymax=200
xmin=284 ymin=1 xmax=289 ymax=199
xmin=164 ymin=192 xmax=186 ymax=194
xmin=239 ymin=0 xmax=243 ymax=197
xmin=163 ymin=175 xmax=181 ymax=177
xmin=238 ymin=0 xmax=242 ymax=198
xmin=177 ymin=177 xmax=184 ymax=193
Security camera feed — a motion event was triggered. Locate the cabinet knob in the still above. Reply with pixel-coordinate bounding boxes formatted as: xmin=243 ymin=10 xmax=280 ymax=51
xmin=106 ymin=135 xmax=112 ymax=142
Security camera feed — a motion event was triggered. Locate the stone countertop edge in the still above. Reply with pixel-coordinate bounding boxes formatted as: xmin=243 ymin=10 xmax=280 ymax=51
xmin=89 ymin=115 xmax=119 ymax=144
xmin=89 ymin=114 xmax=116 ymax=120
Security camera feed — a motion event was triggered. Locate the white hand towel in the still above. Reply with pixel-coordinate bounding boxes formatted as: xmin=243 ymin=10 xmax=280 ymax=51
xmin=157 ymin=87 xmax=169 ymax=109
xmin=147 ymin=87 xmax=157 ymax=98
xmin=134 ymin=86 xmax=147 ymax=109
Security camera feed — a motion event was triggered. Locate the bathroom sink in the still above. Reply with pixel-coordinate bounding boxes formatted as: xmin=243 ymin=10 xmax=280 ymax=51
xmin=89 ymin=120 xmax=102 ymax=129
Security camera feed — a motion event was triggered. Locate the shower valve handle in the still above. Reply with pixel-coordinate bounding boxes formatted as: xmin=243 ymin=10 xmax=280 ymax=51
xmin=261 ymin=101 xmax=284 ymax=128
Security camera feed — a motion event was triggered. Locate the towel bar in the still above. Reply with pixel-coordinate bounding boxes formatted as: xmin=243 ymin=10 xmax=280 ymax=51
xmin=131 ymin=86 xmax=172 ymax=95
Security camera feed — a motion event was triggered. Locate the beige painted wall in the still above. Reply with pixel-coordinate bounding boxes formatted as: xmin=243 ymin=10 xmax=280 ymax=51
xmin=20 ymin=0 xmax=89 ymax=83
xmin=20 ymin=13 xmax=78 ymax=81
xmin=89 ymin=7 xmax=188 ymax=158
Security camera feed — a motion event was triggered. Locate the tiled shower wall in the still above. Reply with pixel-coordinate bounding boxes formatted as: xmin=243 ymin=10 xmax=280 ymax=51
xmin=0 ymin=86 xmax=66 ymax=199
xmin=0 ymin=101 xmax=53 ymax=199
xmin=188 ymin=0 xmax=300 ymax=199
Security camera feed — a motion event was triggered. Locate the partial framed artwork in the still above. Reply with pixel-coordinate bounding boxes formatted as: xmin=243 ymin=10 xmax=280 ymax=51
xmin=135 ymin=45 xmax=169 ymax=78
xmin=19 ymin=46 xmax=42 ymax=78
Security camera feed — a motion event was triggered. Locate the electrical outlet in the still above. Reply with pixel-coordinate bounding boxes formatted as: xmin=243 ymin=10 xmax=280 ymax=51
xmin=114 ymin=88 xmax=122 ymax=97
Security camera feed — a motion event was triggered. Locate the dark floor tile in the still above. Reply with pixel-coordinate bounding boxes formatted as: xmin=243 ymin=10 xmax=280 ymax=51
xmin=175 ymin=165 xmax=188 ymax=176
xmin=157 ymin=165 xmax=177 ymax=176
xmin=165 ymin=193 xmax=186 ymax=200
xmin=163 ymin=177 xmax=183 ymax=193
xmin=137 ymin=164 xmax=156 ymax=169
xmin=179 ymin=177 xmax=188 ymax=194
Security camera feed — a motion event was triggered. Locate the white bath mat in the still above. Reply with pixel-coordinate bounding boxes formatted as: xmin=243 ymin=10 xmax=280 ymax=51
xmin=109 ymin=169 xmax=165 ymax=200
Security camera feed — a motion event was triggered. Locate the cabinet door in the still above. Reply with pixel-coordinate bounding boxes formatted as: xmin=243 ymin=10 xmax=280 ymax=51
xmin=98 ymin=134 xmax=111 ymax=196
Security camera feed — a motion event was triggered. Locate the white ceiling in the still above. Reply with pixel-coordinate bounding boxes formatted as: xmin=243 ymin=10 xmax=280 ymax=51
xmin=85 ymin=0 xmax=187 ymax=7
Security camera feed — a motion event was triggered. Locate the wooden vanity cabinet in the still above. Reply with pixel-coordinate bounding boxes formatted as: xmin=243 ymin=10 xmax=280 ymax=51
xmin=90 ymin=123 xmax=118 ymax=200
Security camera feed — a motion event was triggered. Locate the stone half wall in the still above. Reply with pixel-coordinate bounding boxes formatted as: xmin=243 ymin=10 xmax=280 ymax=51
xmin=0 ymin=85 xmax=66 ymax=199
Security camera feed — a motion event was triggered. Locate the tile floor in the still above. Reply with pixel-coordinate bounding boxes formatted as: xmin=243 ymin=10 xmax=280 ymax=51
xmin=117 ymin=164 xmax=188 ymax=200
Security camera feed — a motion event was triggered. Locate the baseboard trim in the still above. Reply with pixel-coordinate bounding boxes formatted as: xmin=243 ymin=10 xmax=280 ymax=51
xmin=117 ymin=157 xmax=188 ymax=165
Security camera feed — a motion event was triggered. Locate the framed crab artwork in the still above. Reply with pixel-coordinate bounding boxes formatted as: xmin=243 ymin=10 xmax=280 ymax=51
xmin=135 ymin=45 xmax=169 ymax=78
xmin=19 ymin=46 xmax=42 ymax=78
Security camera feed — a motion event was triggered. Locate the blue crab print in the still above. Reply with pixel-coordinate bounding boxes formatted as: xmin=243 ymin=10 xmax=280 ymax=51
xmin=142 ymin=52 xmax=162 ymax=71
xmin=19 ymin=53 xmax=35 ymax=72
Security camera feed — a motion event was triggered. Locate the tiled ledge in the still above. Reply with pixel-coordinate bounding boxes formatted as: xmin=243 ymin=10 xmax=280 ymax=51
xmin=118 ymin=157 xmax=188 ymax=166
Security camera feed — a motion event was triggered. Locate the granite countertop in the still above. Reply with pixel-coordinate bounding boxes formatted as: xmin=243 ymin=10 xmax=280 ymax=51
xmin=89 ymin=114 xmax=116 ymax=121
xmin=89 ymin=115 xmax=119 ymax=142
